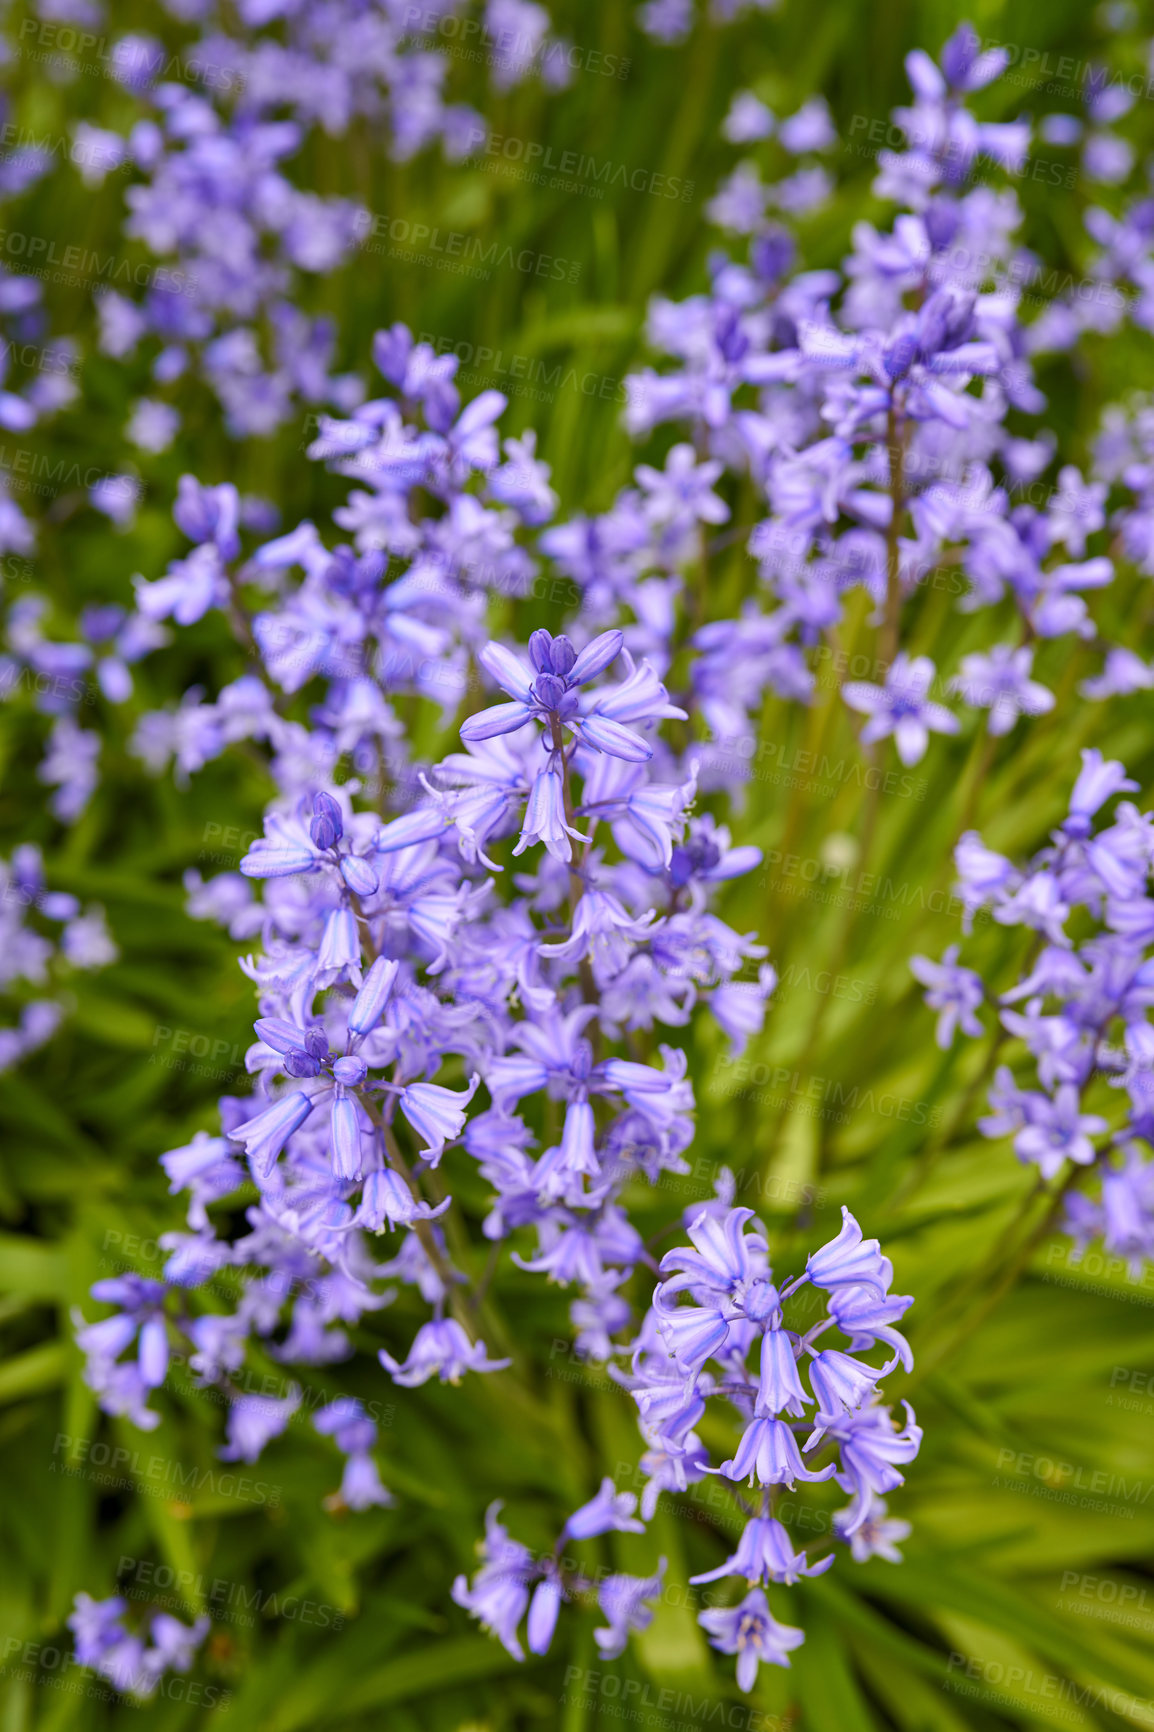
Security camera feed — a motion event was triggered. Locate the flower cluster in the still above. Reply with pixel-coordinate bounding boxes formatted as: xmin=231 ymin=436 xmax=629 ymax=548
xmin=0 ymin=844 xmax=116 ymax=1070
xmin=614 ymin=1198 xmax=918 ymax=1685
xmin=58 ymin=310 xmax=803 ymax=1692
xmin=453 ymin=1481 xmax=665 ymax=1661
xmin=21 ymin=22 xmax=1154 ymax=832
xmin=31 ymin=4 xmax=1154 ymax=1708
xmin=912 ymin=750 xmax=1154 ymax=1271
xmin=67 ymin=1594 xmax=209 ymax=1699
xmin=543 ymin=22 xmax=1152 ymax=792
xmin=72 ymin=0 xmax=574 ymax=442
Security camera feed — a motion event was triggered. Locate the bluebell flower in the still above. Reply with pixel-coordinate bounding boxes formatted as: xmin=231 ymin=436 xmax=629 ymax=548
xmin=842 ymin=654 xmax=959 ymax=766
xmin=950 ymin=645 xmax=1055 ymax=735
xmin=68 ymin=1586 xmax=211 ymax=1697
xmin=1012 ymin=1085 xmax=1108 ymax=1179
xmin=74 ymin=1275 xmax=171 ymax=1427
xmin=451 ymin=1503 xmax=536 ymax=1660
xmin=564 ymin=1477 xmax=645 ymax=1540
xmin=514 ymin=765 xmax=588 ymax=863
xmin=314 ymin=1398 xmax=393 ymax=1510
xmin=815 ymin=1402 xmax=922 ymax=1515
xmin=594 ymin=1561 xmax=667 ymax=1659
xmin=1063 ymin=749 xmax=1138 ymax=840
xmin=804 ymin=1207 xmax=893 ymax=1295
xmin=228 ymin=1091 xmax=315 ymax=1179
xmin=835 ymin=1495 xmax=911 ymax=1562
xmin=356 ymin=1168 xmax=451 ymax=1231
xmin=698 ymin=1588 xmax=805 ymax=1690
xmin=808 ymin=1349 xmax=884 ymax=1421
xmin=220 ymin=1389 xmax=301 ymax=1463
xmin=526 ymin=1577 xmax=562 ymax=1655
xmin=69 ymin=1595 xmax=209 ymax=1699
xmin=690 ymin=1516 xmax=833 ymax=1586
xmin=718 ymin=1415 xmax=838 ymax=1489
xmin=379 ymin=1318 xmax=510 ymax=1386
xmin=397 ymin=1075 xmax=480 ymax=1164
xmin=142 ymin=1613 xmax=212 ymax=1684
xmin=755 ymin=1328 xmax=810 ymax=1417
xmin=910 ymin=945 xmax=985 ymax=1047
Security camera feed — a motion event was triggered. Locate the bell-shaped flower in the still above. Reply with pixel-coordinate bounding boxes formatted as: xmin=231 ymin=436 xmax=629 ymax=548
xmin=451 ymin=1503 xmax=534 ymax=1659
xmin=756 ymin=1328 xmax=811 ymax=1418
xmin=718 ymin=1416 xmax=837 ymax=1488
xmin=699 ymin=1588 xmax=805 ymax=1690
xmin=564 ymin=1477 xmax=645 ymax=1540
xmin=356 ymin=1168 xmax=451 ymax=1231
xmin=227 ymin=1091 xmax=314 ymax=1179
xmin=804 ymin=1207 xmax=892 ymax=1295
xmin=526 ymin=1577 xmax=562 ymax=1655
xmin=397 ymin=1073 xmax=480 ymax=1164
xmin=690 ymin=1516 xmax=834 ymax=1585
xmin=808 ymin=1348 xmax=883 ymax=1421
xmin=379 ymin=1318 xmax=510 ymax=1386
xmin=594 ymin=1561 xmax=666 ymax=1659
xmin=219 ymin=1388 xmax=301 ymax=1463
xmin=513 ymin=766 xmax=588 ymax=863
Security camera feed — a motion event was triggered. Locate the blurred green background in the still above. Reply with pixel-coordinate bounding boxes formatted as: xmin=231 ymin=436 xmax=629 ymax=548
xmin=4 ymin=0 xmax=1154 ymax=1726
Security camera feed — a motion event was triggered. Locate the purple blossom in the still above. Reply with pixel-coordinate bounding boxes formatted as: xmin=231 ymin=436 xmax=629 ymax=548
xmin=699 ymin=1589 xmax=805 ymax=1690
xmin=843 ymin=654 xmax=959 ymax=765
xmin=379 ymin=1319 xmax=510 ymax=1386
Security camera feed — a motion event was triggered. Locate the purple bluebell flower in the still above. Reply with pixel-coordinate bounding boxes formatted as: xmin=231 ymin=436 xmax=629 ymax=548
xmin=718 ymin=1415 xmax=838 ymax=1489
xmin=1012 ymin=1085 xmax=1108 ymax=1178
xmin=379 ymin=1319 xmax=510 ymax=1386
xmin=910 ymin=945 xmax=984 ymax=1046
xmin=564 ymin=1478 xmax=645 ymax=1540
xmin=699 ymin=1588 xmax=805 ymax=1689
xmin=227 ymin=1091 xmax=315 ymax=1178
xmin=594 ymin=1561 xmax=667 ymax=1658
xmin=804 ymin=1208 xmax=893 ymax=1295
xmin=220 ymin=1389 xmax=301 ymax=1462
xmin=691 ymin=1517 xmax=833 ymax=1586
xmin=397 ymin=1075 xmax=480 ymax=1163
xmin=451 ymin=1504 xmax=535 ymax=1660
xmin=69 ymin=1595 xmax=210 ymax=1699
xmin=836 ymin=1496 xmax=911 ymax=1562
xmin=949 ymin=646 xmax=1054 ymax=735
xmin=843 ymin=654 xmax=959 ymax=766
